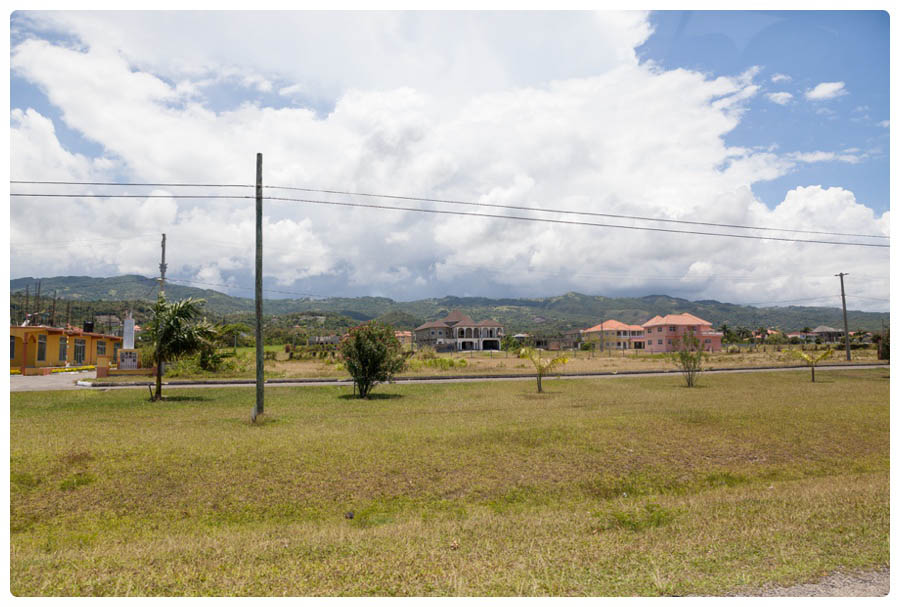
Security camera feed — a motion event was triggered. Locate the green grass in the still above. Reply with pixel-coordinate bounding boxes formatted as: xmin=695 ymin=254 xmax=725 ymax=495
xmin=10 ymin=369 xmax=889 ymax=596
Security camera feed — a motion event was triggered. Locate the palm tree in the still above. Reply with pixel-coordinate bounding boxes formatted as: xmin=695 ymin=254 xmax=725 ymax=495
xmin=146 ymin=296 xmax=216 ymax=400
xmin=719 ymin=323 xmax=730 ymax=344
xmin=519 ymin=347 xmax=569 ymax=393
xmin=788 ymin=347 xmax=833 ymax=382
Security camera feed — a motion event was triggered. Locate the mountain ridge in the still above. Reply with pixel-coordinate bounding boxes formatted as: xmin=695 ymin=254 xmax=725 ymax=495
xmin=10 ymin=275 xmax=890 ymax=333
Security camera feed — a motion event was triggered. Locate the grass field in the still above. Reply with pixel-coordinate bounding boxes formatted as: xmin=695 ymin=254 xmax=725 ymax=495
xmin=116 ymin=344 xmax=882 ymax=383
xmin=10 ymin=368 xmax=889 ymax=596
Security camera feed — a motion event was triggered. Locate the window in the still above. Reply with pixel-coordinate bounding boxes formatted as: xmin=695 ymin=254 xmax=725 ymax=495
xmin=10 ymin=336 xmax=15 ymax=359
xmin=113 ymin=342 xmax=120 ymax=362
xmin=657 ymin=339 xmax=663 ymax=345
xmin=705 ymin=339 xmax=711 ymax=343
xmin=59 ymin=337 xmax=68 ymax=361
xmin=97 ymin=341 xmax=106 ymax=356
xmin=669 ymin=326 xmax=676 ymax=332
xmin=37 ymin=335 xmax=47 ymax=361
xmin=657 ymin=327 xmax=662 ymax=332
xmin=667 ymin=339 xmax=672 ymax=345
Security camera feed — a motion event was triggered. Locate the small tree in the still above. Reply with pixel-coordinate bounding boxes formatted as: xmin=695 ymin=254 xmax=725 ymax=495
xmin=672 ymin=335 xmax=704 ymax=387
xmin=339 ymin=321 xmax=408 ymax=398
xmin=787 ymin=347 xmax=833 ymax=382
xmin=519 ymin=347 xmax=569 ymax=393
xmin=146 ymin=296 xmax=216 ymax=400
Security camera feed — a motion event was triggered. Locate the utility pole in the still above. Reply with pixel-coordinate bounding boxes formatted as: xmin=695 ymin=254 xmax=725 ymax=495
xmin=35 ymin=281 xmax=42 ymax=325
xmin=253 ymin=152 xmax=264 ymax=422
xmin=50 ymin=290 xmax=57 ymax=327
xmin=159 ymin=233 xmax=168 ymax=298
xmin=66 ymin=300 xmax=71 ymax=328
xmin=835 ymin=272 xmax=851 ymax=361
xmin=23 ymin=285 xmax=29 ymax=325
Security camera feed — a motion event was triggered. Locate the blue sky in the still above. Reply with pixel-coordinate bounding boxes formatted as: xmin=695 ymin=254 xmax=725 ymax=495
xmin=638 ymin=10 xmax=889 ymax=214
xmin=8 ymin=11 xmax=892 ymax=310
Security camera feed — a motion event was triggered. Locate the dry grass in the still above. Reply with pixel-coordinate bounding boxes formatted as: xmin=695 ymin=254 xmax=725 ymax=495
xmin=10 ymin=368 xmax=889 ymax=595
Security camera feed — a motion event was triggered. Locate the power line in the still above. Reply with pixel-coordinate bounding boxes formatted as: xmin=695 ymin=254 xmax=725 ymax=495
xmin=10 ymin=180 xmax=253 ymax=188
xmin=264 ymin=195 xmax=891 ymax=248
xmin=10 ymin=193 xmax=253 ymax=200
xmin=11 ymin=179 xmax=890 ymax=240
xmin=264 ymin=184 xmax=891 ymax=240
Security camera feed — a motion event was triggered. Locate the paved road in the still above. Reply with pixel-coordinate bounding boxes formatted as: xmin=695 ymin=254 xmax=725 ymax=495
xmin=9 ymin=364 xmax=889 ymax=392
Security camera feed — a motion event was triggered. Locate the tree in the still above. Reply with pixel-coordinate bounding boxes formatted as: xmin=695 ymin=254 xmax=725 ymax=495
xmin=219 ymin=322 xmax=252 ymax=351
xmin=672 ymin=335 xmax=704 ymax=387
xmin=519 ymin=347 xmax=569 ymax=393
xmin=719 ymin=323 xmax=733 ymax=344
xmin=339 ymin=321 xmax=408 ymax=398
xmin=146 ymin=296 xmax=216 ymax=400
xmin=787 ymin=347 xmax=833 ymax=382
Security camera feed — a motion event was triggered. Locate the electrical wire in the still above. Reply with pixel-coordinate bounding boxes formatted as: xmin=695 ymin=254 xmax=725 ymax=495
xmin=10 ymin=193 xmax=253 ymax=199
xmin=11 ymin=178 xmax=890 ymax=240
xmin=264 ymin=195 xmax=890 ymax=248
xmin=264 ymin=184 xmax=891 ymax=240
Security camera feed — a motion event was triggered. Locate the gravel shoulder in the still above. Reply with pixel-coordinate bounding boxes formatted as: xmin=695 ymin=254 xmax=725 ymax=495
xmin=733 ymin=568 xmax=889 ymax=597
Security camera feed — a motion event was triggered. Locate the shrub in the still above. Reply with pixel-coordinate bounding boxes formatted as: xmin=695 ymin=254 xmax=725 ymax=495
xmin=339 ymin=321 xmax=409 ymax=398
xmin=672 ymin=335 xmax=704 ymax=387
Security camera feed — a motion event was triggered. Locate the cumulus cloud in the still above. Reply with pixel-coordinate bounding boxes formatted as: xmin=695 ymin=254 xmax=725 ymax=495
xmin=9 ymin=12 xmax=889 ymax=310
xmin=770 ymin=73 xmax=791 ymax=83
xmin=805 ymin=81 xmax=848 ymax=100
xmin=766 ymin=92 xmax=793 ymax=105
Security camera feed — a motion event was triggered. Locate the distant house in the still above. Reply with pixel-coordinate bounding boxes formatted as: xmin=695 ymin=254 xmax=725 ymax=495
xmin=786 ymin=331 xmax=815 ymax=343
xmin=582 ymin=320 xmax=646 ymax=350
xmin=642 ymin=313 xmax=722 ymax=353
xmin=309 ymin=335 xmax=341 ymax=345
xmin=810 ymin=325 xmax=843 ymax=343
xmin=394 ymin=330 xmax=413 ymax=347
xmin=414 ymin=309 xmax=504 ymax=351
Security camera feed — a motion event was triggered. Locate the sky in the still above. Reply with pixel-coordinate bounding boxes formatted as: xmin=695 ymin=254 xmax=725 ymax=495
xmin=7 ymin=10 xmax=892 ymax=312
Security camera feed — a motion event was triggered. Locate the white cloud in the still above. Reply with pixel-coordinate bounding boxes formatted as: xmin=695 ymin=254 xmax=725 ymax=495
xmin=766 ymin=92 xmax=793 ymax=105
xmin=770 ymin=73 xmax=791 ymax=83
xmin=805 ymin=81 xmax=848 ymax=100
xmin=9 ymin=12 xmax=889 ymax=310
xmin=878 ymin=120 xmax=889 ymax=128
xmin=787 ymin=150 xmax=865 ymax=164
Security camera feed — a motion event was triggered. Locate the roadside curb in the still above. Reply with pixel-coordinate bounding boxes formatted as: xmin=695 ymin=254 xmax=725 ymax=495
xmin=79 ymin=362 xmax=889 ymax=388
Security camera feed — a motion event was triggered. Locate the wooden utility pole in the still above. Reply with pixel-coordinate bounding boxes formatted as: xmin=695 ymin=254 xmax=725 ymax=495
xmin=159 ymin=233 xmax=168 ymax=298
xmin=253 ymin=152 xmax=264 ymax=422
xmin=23 ymin=285 xmax=29 ymax=325
xmin=66 ymin=300 xmax=71 ymax=328
xmin=835 ymin=272 xmax=851 ymax=361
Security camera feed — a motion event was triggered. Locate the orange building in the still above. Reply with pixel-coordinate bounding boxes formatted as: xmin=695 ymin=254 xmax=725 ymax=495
xmin=10 ymin=325 xmax=123 ymax=374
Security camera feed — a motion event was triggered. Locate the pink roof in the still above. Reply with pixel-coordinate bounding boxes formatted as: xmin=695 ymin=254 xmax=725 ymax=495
xmin=642 ymin=313 xmax=712 ymax=328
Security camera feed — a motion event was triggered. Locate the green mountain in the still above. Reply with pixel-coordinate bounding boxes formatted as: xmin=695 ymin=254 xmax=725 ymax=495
xmin=10 ymin=275 xmax=890 ymax=333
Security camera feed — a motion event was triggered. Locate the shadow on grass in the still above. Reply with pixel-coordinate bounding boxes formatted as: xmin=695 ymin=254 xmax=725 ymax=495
xmin=151 ymin=395 xmax=212 ymax=402
xmin=338 ymin=392 xmax=404 ymax=401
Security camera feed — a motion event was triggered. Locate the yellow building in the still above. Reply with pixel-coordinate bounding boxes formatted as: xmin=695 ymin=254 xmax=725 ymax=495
xmin=10 ymin=325 xmax=123 ymax=374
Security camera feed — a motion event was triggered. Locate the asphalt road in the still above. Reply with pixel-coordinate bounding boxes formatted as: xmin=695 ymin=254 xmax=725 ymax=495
xmin=9 ymin=364 xmax=889 ymax=392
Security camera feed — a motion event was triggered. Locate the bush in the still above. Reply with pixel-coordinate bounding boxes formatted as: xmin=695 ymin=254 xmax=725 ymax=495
xmin=671 ymin=336 xmax=704 ymax=387
xmin=339 ymin=322 xmax=409 ymax=398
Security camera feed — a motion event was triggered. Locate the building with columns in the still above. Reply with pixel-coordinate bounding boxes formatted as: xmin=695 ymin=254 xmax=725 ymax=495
xmin=414 ymin=309 xmax=504 ymax=351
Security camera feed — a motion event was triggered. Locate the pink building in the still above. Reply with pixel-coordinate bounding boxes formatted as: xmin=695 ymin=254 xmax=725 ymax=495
xmin=582 ymin=319 xmax=646 ymax=350
xmin=642 ymin=313 xmax=723 ymax=353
